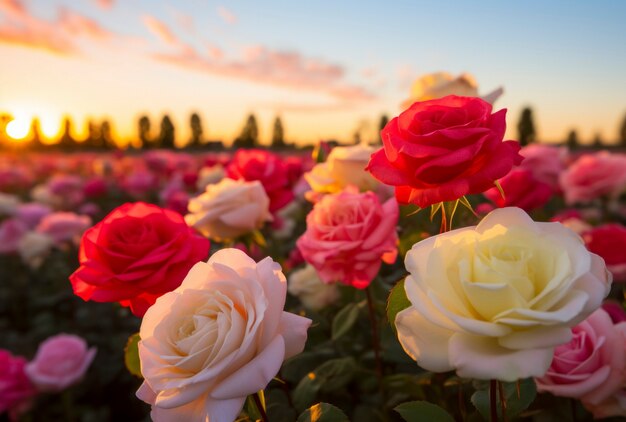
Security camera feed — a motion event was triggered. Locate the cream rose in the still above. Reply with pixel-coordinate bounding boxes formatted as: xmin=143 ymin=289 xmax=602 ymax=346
xmin=137 ymin=248 xmax=311 ymax=422
xmin=396 ymin=207 xmax=611 ymax=381
xmin=288 ymin=265 xmax=340 ymax=311
xmin=185 ymin=178 xmax=272 ymax=241
xmin=304 ymin=144 xmax=381 ymax=197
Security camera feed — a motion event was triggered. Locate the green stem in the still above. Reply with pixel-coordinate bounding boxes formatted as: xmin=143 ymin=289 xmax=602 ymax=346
xmin=252 ymin=392 xmax=269 ymax=422
xmin=365 ymin=287 xmax=383 ymax=381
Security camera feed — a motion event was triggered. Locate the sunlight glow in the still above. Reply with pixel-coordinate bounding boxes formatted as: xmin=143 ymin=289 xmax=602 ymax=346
xmin=6 ymin=118 xmax=30 ymax=140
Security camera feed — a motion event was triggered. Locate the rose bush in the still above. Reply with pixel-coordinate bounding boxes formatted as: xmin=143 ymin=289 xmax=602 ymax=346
xmin=136 ymin=248 xmax=311 ymax=422
xmin=395 ymin=207 xmax=611 ymax=381
xmin=69 ymin=202 xmax=210 ymax=316
xmin=367 ymin=95 xmax=523 ymax=208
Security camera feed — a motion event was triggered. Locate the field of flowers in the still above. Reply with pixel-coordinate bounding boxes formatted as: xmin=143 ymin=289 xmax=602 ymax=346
xmin=1 ymin=96 xmax=626 ymax=422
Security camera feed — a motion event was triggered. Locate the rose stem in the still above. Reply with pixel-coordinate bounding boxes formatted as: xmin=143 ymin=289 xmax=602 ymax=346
xmin=253 ymin=392 xmax=269 ymax=422
xmin=570 ymin=398 xmax=578 ymax=422
xmin=365 ymin=286 xmax=383 ymax=382
xmin=498 ymin=380 xmax=507 ymax=422
xmin=490 ymin=379 xmax=498 ymax=422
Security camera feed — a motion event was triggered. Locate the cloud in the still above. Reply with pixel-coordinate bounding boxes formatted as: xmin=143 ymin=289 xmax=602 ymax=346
xmin=217 ymin=6 xmax=237 ymax=24
xmin=0 ymin=0 xmax=114 ymax=54
xmin=95 ymin=0 xmax=114 ymax=10
xmin=141 ymin=15 xmax=179 ymax=47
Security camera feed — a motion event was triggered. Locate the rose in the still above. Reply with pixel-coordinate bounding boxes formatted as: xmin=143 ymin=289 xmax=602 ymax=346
xmin=25 ymin=334 xmax=96 ymax=392
xmin=47 ymin=174 xmax=84 ymax=209
xmin=602 ymin=301 xmax=626 ymax=324
xmin=395 ymin=207 xmax=611 ymax=381
xmin=519 ymin=144 xmax=567 ymax=190
xmin=35 ymin=212 xmax=92 ymax=245
xmin=296 ymin=189 xmax=398 ymax=289
xmin=136 ymin=248 xmax=311 ymax=422
xmin=122 ymin=169 xmax=158 ymax=198
xmin=14 ymin=203 xmax=52 ymax=229
xmin=584 ymin=391 xmax=626 ymax=419
xmin=582 ymin=224 xmax=626 ymax=282
xmin=226 ymin=149 xmax=294 ymax=212
xmin=483 ymin=168 xmax=553 ymax=212
xmin=185 ymin=178 xmax=272 ymax=241
xmin=18 ymin=232 xmax=53 ymax=269
xmin=0 ymin=350 xmax=37 ymax=421
xmin=0 ymin=192 xmax=20 ymax=216
xmin=70 ymin=202 xmax=210 ymax=316
xmin=196 ymin=164 xmax=225 ymax=191
xmin=0 ymin=219 xmax=27 ymax=254
xmin=288 ymin=265 xmax=340 ymax=311
xmin=304 ymin=144 xmax=382 ymax=196
xmin=367 ymin=95 xmax=523 ymax=208
xmin=559 ymin=152 xmax=626 ymax=204
xmin=535 ymin=309 xmax=626 ymax=405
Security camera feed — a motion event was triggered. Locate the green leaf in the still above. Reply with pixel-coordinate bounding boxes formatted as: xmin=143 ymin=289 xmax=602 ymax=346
xmin=297 ymin=403 xmax=349 ymax=422
xmin=251 ymin=230 xmax=267 ymax=248
xmin=442 ymin=200 xmax=460 ymax=231
xmin=470 ymin=378 xmax=537 ymax=420
xmin=458 ymin=196 xmax=478 ymax=217
xmin=124 ymin=333 xmax=142 ymax=378
xmin=429 ymin=202 xmax=442 ymax=222
xmin=331 ymin=303 xmax=360 ymax=340
xmin=394 ymin=401 xmax=455 ymax=422
xmin=292 ymin=357 xmax=357 ymax=411
xmin=386 ymin=279 xmax=411 ymax=334
xmin=244 ymin=391 xmax=265 ymax=421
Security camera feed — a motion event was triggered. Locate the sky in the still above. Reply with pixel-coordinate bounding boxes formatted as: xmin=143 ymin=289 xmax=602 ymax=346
xmin=0 ymin=0 xmax=625 ymax=147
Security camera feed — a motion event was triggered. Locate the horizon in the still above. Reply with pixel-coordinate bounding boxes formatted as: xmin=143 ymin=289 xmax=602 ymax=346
xmin=1 ymin=0 xmax=625 ymax=146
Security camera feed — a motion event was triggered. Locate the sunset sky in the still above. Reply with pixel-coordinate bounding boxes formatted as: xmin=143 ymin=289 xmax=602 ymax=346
xmin=0 ymin=0 xmax=625 ymax=146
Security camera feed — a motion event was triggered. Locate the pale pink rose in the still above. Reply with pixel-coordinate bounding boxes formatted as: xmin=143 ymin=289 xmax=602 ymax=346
xmin=122 ymin=169 xmax=158 ymax=198
xmin=25 ymin=334 xmax=96 ymax=393
xmin=0 ymin=193 xmax=20 ymax=216
xmin=536 ymin=309 xmax=626 ymax=405
xmin=519 ymin=144 xmax=567 ymax=190
xmin=584 ymin=390 xmax=626 ymax=419
xmin=559 ymin=152 xmax=626 ymax=205
xmin=35 ymin=212 xmax=92 ymax=245
xmin=14 ymin=203 xmax=53 ymax=229
xmin=137 ymin=248 xmax=311 ymax=422
xmin=0 ymin=350 xmax=37 ymax=421
xmin=396 ymin=207 xmax=611 ymax=382
xmin=47 ymin=174 xmax=85 ymax=208
xmin=296 ymin=189 xmax=399 ymax=289
xmin=0 ymin=219 xmax=28 ymax=254
xmin=185 ymin=178 xmax=272 ymax=241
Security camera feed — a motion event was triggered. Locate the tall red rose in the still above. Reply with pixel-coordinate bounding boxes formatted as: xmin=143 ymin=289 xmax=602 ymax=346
xmin=367 ymin=95 xmax=523 ymax=208
xmin=226 ymin=149 xmax=294 ymax=212
xmin=69 ymin=202 xmax=210 ymax=316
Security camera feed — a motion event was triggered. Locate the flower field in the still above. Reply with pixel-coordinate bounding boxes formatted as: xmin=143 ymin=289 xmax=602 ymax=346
xmin=1 ymin=96 xmax=626 ymax=422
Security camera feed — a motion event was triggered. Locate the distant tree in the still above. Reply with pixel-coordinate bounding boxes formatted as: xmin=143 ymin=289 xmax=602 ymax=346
xmin=517 ymin=107 xmax=536 ymax=146
xmin=566 ymin=129 xmax=579 ymax=149
xmin=378 ymin=114 xmax=389 ymax=143
xmin=592 ymin=132 xmax=604 ymax=148
xmin=58 ymin=116 xmax=76 ymax=150
xmin=233 ymin=114 xmax=258 ymax=148
xmin=189 ymin=113 xmax=203 ymax=148
xmin=271 ymin=116 xmax=285 ymax=148
xmin=159 ymin=115 xmax=175 ymax=149
xmin=85 ymin=119 xmax=102 ymax=149
xmin=30 ymin=118 xmax=45 ymax=150
xmin=620 ymin=112 xmax=626 ymax=147
xmin=100 ymin=120 xmax=115 ymax=149
xmin=138 ymin=115 xmax=151 ymax=149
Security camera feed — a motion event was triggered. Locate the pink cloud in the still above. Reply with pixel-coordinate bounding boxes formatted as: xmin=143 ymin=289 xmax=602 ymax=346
xmin=217 ymin=6 xmax=237 ymax=24
xmin=95 ymin=0 xmax=114 ymax=10
xmin=142 ymin=15 xmax=179 ymax=46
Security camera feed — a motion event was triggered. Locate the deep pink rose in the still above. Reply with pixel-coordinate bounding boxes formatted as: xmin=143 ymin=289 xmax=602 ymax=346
xmin=519 ymin=144 xmax=567 ymax=190
xmin=583 ymin=224 xmax=626 ymax=282
xmin=602 ymin=301 xmax=626 ymax=324
xmin=367 ymin=95 xmax=523 ymax=208
xmin=25 ymin=334 xmax=96 ymax=392
xmin=122 ymin=169 xmax=158 ymax=198
xmin=83 ymin=177 xmax=108 ymax=198
xmin=69 ymin=202 xmax=210 ymax=316
xmin=226 ymin=149 xmax=294 ymax=212
xmin=559 ymin=152 xmax=626 ymax=204
xmin=483 ymin=168 xmax=553 ymax=211
xmin=296 ymin=189 xmax=398 ymax=289
xmin=536 ymin=309 xmax=626 ymax=405
xmin=0 ymin=350 xmax=37 ymax=421
xmin=0 ymin=219 xmax=27 ymax=254
xmin=48 ymin=174 xmax=85 ymax=208
xmin=36 ymin=212 xmax=92 ymax=245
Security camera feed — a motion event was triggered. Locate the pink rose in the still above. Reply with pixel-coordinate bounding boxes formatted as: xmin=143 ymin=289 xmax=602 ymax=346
xmin=36 ymin=212 xmax=92 ymax=246
xmin=25 ymin=334 xmax=96 ymax=392
xmin=559 ymin=152 xmax=626 ymax=204
xmin=14 ymin=203 xmax=53 ymax=229
xmin=519 ymin=144 xmax=567 ymax=190
xmin=83 ymin=177 xmax=108 ymax=198
xmin=226 ymin=149 xmax=294 ymax=212
xmin=0 ymin=350 xmax=37 ymax=421
xmin=296 ymin=189 xmax=399 ymax=289
xmin=483 ymin=168 xmax=553 ymax=212
xmin=0 ymin=219 xmax=27 ymax=254
xmin=584 ymin=390 xmax=626 ymax=419
xmin=47 ymin=174 xmax=85 ymax=208
xmin=122 ymin=169 xmax=158 ymax=198
xmin=583 ymin=224 xmax=626 ymax=282
xmin=536 ymin=309 xmax=626 ymax=405
xmin=602 ymin=301 xmax=626 ymax=324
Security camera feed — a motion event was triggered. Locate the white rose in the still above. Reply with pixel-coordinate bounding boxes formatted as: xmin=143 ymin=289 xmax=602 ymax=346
xmin=0 ymin=192 xmax=20 ymax=216
xmin=137 ymin=248 xmax=311 ymax=422
xmin=396 ymin=207 xmax=611 ymax=381
xmin=288 ymin=265 xmax=340 ymax=311
xmin=196 ymin=164 xmax=225 ymax=192
xmin=18 ymin=231 xmax=54 ymax=269
xmin=304 ymin=144 xmax=380 ymax=196
xmin=185 ymin=178 xmax=272 ymax=241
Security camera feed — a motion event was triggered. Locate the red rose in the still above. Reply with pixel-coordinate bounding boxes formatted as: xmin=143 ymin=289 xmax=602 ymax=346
xmin=583 ymin=224 xmax=626 ymax=282
xmin=367 ymin=95 xmax=522 ymax=208
xmin=483 ymin=168 xmax=553 ymax=212
xmin=226 ymin=149 xmax=294 ymax=212
xmin=69 ymin=202 xmax=210 ymax=316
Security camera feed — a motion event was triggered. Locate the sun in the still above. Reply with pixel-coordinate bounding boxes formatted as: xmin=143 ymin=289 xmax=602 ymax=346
xmin=6 ymin=117 xmax=30 ymax=140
